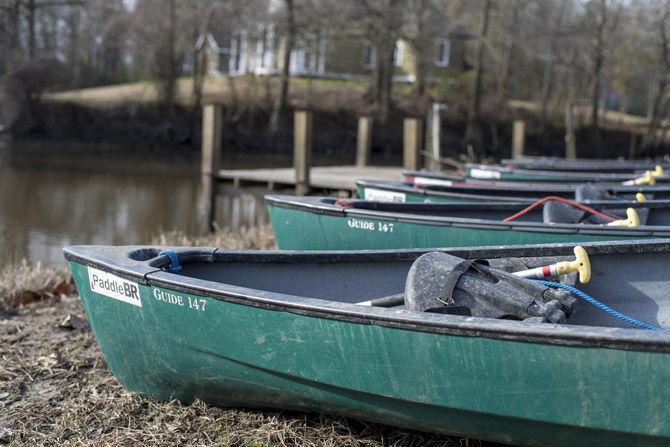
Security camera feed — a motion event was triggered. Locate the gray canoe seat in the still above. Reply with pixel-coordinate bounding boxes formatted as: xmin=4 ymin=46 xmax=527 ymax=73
xmin=575 ymin=185 xmax=610 ymax=202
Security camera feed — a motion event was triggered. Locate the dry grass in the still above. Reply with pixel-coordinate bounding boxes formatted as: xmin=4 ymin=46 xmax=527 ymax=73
xmin=0 ymin=226 xmax=492 ymax=447
xmin=152 ymin=224 xmax=276 ymax=250
xmin=0 ymin=260 xmax=70 ymax=311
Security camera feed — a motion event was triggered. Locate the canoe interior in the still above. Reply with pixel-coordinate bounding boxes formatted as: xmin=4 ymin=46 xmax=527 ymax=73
xmin=175 ymin=247 xmax=670 ymax=331
xmin=380 ymin=179 xmax=670 ymax=200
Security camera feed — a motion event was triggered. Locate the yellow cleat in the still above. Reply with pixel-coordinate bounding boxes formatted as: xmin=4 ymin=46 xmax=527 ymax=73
xmin=607 ymin=208 xmax=640 ymax=227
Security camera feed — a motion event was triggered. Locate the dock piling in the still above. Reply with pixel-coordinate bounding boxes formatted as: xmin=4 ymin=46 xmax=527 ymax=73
xmin=200 ymin=104 xmax=223 ymax=233
xmin=356 ymin=115 xmax=373 ymax=167
xmin=565 ymin=103 xmax=577 ymax=160
xmin=403 ymin=118 xmax=423 ymax=171
xmin=294 ymin=110 xmax=313 ymax=196
xmin=512 ymin=119 xmax=526 ymax=159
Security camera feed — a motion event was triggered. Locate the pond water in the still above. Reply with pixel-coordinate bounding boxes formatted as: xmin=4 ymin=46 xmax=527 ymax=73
xmin=0 ymin=144 xmax=269 ymax=267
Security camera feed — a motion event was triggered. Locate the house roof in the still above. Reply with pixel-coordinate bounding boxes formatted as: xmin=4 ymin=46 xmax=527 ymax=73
xmin=446 ymin=26 xmax=476 ymax=40
xmin=195 ymin=29 xmax=231 ymax=51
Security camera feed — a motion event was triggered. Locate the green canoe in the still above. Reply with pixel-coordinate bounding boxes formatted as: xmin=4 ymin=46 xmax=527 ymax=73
xmin=357 ymin=179 xmax=670 ymax=204
xmin=266 ymin=195 xmax=670 ymax=250
xmin=464 ymin=163 xmax=667 ymax=183
xmin=64 ymin=241 xmax=670 ymax=447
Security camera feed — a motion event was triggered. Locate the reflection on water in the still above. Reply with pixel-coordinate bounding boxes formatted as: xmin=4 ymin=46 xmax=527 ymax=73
xmin=0 ymin=145 xmax=269 ymax=267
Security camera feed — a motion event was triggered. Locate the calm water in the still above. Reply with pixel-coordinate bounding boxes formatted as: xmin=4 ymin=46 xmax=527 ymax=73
xmin=0 ymin=145 xmax=268 ymax=267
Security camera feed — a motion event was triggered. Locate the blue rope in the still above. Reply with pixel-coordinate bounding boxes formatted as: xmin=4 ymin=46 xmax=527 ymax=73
xmin=535 ymin=280 xmax=664 ymax=332
xmin=158 ymin=249 xmax=181 ymax=274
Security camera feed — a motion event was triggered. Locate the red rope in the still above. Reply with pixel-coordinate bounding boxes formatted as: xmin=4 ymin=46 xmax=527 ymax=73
xmin=335 ymin=198 xmax=354 ymax=208
xmin=502 ymin=196 xmax=618 ymax=222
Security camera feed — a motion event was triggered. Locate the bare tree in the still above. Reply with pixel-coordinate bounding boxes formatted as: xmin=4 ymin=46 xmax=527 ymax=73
xmin=465 ymin=0 xmax=492 ymax=150
xmin=270 ymin=0 xmax=295 ymax=133
xmin=539 ymin=0 xmax=568 ymax=130
xmin=496 ymin=0 xmax=521 ymax=105
xmin=642 ymin=1 xmax=670 ymax=151
xmin=587 ymin=0 xmax=621 ymax=136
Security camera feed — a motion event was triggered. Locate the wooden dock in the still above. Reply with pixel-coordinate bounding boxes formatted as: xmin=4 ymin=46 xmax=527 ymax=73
xmin=199 ymin=104 xmax=423 ymax=232
xmin=217 ymin=165 xmax=402 ymax=191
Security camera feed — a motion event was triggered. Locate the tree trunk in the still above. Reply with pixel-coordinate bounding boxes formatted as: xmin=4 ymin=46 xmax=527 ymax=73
xmin=465 ymin=0 xmax=492 ymax=150
xmin=68 ymin=6 xmax=80 ymax=88
xmin=413 ymin=0 xmax=428 ymax=100
xmin=497 ymin=0 xmax=520 ymax=105
xmin=270 ymin=0 xmax=295 ymax=134
xmin=161 ymin=0 xmax=177 ymax=112
xmin=375 ymin=38 xmax=395 ymax=124
xmin=366 ymin=0 xmax=402 ymax=125
xmin=10 ymin=0 xmax=21 ymax=67
xmin=642 ymin=8 xmax=670 ymax=151
xmin=27 ymin=0 xmax=36 ymax=60
xmin=539 ymin=1 xmax=567 ymax=130
xmin=590 ymin=0 xmax=607 ymax=139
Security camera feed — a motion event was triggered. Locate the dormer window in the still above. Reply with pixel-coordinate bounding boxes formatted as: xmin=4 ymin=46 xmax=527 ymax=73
xmin=435 ymin=38 xmax=450 ymax=67
xmin=362 ymin=41 xmax=377 ymax=69
xmin=393 ymin=40 xmax=404 ymax=67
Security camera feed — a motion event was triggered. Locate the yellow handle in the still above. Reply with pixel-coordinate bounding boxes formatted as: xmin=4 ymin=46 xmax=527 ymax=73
xmin=608 ymin=208 xmax=640 ymax=227
xmin=637 ymin=171 xmax=656 ymax=185
xmin=653 ymin=165 xmax=665 ymax=177
xmin=635 ymin=192 xmax=646 ymax=202
xmin=555 ymin=246 xmax=591 ymax=284
xmin=622 ymin=171 xmax=655 ymax=185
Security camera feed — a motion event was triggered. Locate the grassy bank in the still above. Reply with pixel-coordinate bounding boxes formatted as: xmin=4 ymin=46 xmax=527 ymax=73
xmin=42 ymin=76 xmax=377 ymax=113
xmin=0 ymin=226 xmax=493 ymax=447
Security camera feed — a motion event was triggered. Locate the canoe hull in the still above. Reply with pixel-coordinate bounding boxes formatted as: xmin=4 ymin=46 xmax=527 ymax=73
xmin=268 ymin=202 xmax=656 ymax=250
xmin=69 ymin=258 xmax=670 ymax=447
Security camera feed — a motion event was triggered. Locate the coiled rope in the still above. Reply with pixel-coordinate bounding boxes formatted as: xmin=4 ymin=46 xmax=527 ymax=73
xmin=535 ymin=280 xmax=664 ymax=331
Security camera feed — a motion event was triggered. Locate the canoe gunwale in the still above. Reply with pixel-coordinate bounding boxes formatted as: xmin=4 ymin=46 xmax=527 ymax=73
xmin=356 ymin=179 xmax=670 ymax=201
xmin=464 ymin=163 xmax=660 ymax=182
xmin=64 ymin=241 xmax=670 ymax=353
xmin=265 ymin=195 xmax=670 ymax=237
xmin=399 ymin=172 xmax=670 ymax=193
xmin=501 ymin=157 xmax=670 ymax=172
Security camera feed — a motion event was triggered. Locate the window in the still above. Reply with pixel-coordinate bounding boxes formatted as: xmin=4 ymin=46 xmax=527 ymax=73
xmin=362 ymin=41 xmax=376 ymax=69
xmin=435 ymin=38 xmax=450 ymax=67
xmin=393 ymin=40 xmax=404 ymax=67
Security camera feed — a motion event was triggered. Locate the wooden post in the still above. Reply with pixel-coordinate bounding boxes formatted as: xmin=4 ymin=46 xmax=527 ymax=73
xmin=294 ymin=110 xmax=313 ymax=196
xmin=565 ymin=103 xmax=577 ymax=160
xmin=512 ymin=119 xmax=525 ymax=159
xmin=200 ymin=104 xmax=223 ymax=233
xmin=429 ymin=103 xmax=442 ymax=171
xmin=356 ymin=115 xmax=373 ymax=167
xmin=403 ymin=118 xmax=423 ymax=171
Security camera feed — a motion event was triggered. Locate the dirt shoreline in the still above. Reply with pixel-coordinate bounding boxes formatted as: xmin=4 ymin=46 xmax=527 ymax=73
xmin=0 ymin=227 xmax=501 ymax=447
